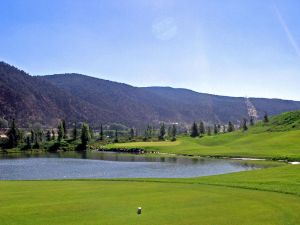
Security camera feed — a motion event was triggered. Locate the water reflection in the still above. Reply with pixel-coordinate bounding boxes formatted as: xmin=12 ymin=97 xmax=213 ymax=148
xmin=0 ymin=151 xmax=264 ymax=180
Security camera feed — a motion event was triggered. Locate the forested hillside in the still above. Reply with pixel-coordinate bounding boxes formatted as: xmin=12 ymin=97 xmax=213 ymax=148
xmin=1 ymin=61 xmax=300 ymax=127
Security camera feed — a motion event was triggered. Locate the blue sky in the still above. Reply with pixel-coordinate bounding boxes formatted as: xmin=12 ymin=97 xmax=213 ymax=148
xmin=1 ymin=0 xmax=300 ymax=100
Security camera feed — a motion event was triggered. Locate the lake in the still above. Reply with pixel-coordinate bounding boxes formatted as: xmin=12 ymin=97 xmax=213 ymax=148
xmin=0 ymin=151 xmax=262 ymax=180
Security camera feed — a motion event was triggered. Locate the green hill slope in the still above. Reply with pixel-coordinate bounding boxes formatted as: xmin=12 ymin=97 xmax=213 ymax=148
xmin=109 ymin=111 xmax=300 ymax=161
xmin=255 ymin=110 xmax=300 ymax=132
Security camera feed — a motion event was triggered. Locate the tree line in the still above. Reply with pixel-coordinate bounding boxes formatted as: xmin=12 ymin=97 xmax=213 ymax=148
xmin=0 ymin=112 xmax=269 ymax=151
xmin=189 ymin=112 xmax=269 ymax=138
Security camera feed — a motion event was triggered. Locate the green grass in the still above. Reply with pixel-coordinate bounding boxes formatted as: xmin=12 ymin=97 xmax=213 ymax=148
xmin=1 ymin=165 xmax=300 ymax=225
xmin=107 ymin=110 xmax=300 ymax=161
xmin=108 ymin=129 xmax=300 ymax=161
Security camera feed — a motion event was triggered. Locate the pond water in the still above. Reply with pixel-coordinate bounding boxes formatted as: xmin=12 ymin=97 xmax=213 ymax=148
xmin=0 ymin=151 xmax=262 ymax=180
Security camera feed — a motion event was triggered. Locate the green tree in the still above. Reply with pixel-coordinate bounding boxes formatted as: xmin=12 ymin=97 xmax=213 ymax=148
xmin=171 ymin=124 xmax=177 ymax=141
xmin=30 ymin=129 xmax=35 ymax=143
xmin=167 ymin=126 xmax=172 ymax=138
xmin=7 ymin=119 xmax=20 ymax=148
xmin=199 ymin=121 xmax=205 ymax=136
xmin=213 ymin=124 xmax=218 ymax=135
xmin=99 ymin=124 xmax=104 ymax=141
xmin=222 ymin=125 xmax=226 ymax=133
xmin=158 ymin=123 xmax=166 ymax=141
xmin=51 ymin=129 xmax=55 ymax=141
xmin=147 ymin=125 xmax=152 ymax=139
xmin=242 ymin=118 xmax=248 ymax=131
xmin=80 ymin=123 xmax=91 ymax=149
xmin=46 ymin=130 xmax=51 ymax=141
xmin=114 ymin=129 xmax=119 ymax=143
xmin=57 ymin=122 xmax=64 ymax=142
xmin=89 ymin=127 xmax=94 ymax=140
xmin=228 ymin=121 xmax=235 ymax=132
xmin=129 ymin=128 xmax=135 ymax=140
xmin=37 ymin=130 xmax=44 ymax=143
xmin=143 ymin=125 xmax=153 ymax=141
xmin=32 ymin=138 xmax=40 ymax=149
xmin=62 ymin=119 xmax=67 ymax=138
xmin=72 ymin=123 xmax=78 ymax=140
xmin=264 ymin=112 xmax=269 ymax=123
xmin=25 ymin=136 xmax=31 ymax=149
xmin=190 ymin=122 xmax=199 ymax=137
xmin=250 ymin=116 xmax=255 ymax=126
xmin=143 ymin=129 xmax=149 ymax=141
xmin=207 ymin=127 xmax=212 ymax=136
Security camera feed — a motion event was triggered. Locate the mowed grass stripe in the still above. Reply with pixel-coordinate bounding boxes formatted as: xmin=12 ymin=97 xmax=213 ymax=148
xmin=1 ymin=180 xmax=300 ymax=225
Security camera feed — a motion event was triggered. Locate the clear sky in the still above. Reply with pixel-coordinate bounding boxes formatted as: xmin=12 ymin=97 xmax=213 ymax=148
xmin=1 ymin=0 xmax=300 ymax=100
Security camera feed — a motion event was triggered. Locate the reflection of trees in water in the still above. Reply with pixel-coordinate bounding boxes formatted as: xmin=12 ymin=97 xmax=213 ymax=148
xmin=160 ymin=157 xmax=166 ymax=162
xmin=191 ymin=158 xmax=199 ymax=164
xmin=167 ymin=157 xmax=177 ymax=163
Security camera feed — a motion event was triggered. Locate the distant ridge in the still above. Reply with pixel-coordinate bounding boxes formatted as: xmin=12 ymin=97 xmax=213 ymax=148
xmin=1 ymin=61 xmax=300 ymax=127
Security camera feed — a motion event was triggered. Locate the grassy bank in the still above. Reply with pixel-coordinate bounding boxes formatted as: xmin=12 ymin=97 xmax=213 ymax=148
xmin=107 ymin=111 xmax=300 ymax=161
xmin=109 ymin=131 xmax=300 ymax=160
xmin=108 ymin=129 xmax=300 ymax=161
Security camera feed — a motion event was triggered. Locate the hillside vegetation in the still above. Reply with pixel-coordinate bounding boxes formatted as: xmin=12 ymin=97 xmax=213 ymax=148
xmin=2 ymin=61 xmax=300 ymax=127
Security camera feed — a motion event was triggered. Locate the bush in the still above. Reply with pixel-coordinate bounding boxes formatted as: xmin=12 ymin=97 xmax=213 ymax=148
xmin=48 ymin=142 xmax=61 ymax=152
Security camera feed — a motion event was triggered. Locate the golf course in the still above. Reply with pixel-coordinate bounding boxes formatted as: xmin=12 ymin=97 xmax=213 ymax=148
xmin=1 ymin=111 xmax=300 ymax=225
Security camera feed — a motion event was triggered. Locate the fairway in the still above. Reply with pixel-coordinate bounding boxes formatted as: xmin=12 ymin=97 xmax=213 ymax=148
xmin=107 ymin=111 xmax=300 ymax=161
xmin=108 ymin=129 xmax=300 ymax=161
xmin=1 ymin=165 xmax=300 ymax=225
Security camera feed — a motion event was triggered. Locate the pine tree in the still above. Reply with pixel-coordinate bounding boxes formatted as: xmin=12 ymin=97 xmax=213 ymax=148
xmin=99 ymin=124 xmax=104 ymax=141
xmin=250 ymin=116 xmax=255 ymax=126
xmin=199 ymin=121 xmax=205 ymax=136
xmin=80 ymin=123 xmax=91 ymax=149
xmin=147 ymin=125 xmax=152 ymax=139
xmin=114 ymin=129 xmax=119 ymax=143
xmin=51 ymin=129 xmax=55 ymax=141
xmin=89 ymin=127 xmax=94 ymax=140
xmin=72 ymin=123 xmax=78 ymax=140
xmin=207 ymin=127 xmax=212 ymax=136
xmin=129 ymin=128 xmax=135 ymax=140
xmin=222 ymin=125 xmax=226 ymax=133
xmin=62 ymin=119 xmax=67 ymax=138
xmin=30 ymin=129 xmax=35 ymax=143
xmin=37 ymin=130 xmax=44 ymax=143
xmin=143 ymin=125 xmax=150 ymax=141
xmin=158 ymin=123 xmax=166 ymax=141
xmin=190 ymin=122 xmax=199 ymax=137
xmin=214 ymin=124 xmax=218 ymax=135
xmin=7 ymin=119 xmax=20 ymax=148
xmin=25 ymin=136 xmax=31 ymax=149
xmin=57 ymin=122 xmax=64 ymax=142
xmin=167 ymin=126 xmax=172 ymax=138
xmin=264 ymin=112 xmax=269 ymax=123
xmin=228 ymin=121 xmax=235 ymax=132
xmin=171 ymin=124 xmax=177 ymax=141
xmin=242 ymin=118 xmax=248 ymax=131
xmin=46 ymin=130 xmax=51 ymax=141
xmin=33 ymin=138 xmax=40 ymax=149
xmin=143 ymin=129 xmax=148 ymax=141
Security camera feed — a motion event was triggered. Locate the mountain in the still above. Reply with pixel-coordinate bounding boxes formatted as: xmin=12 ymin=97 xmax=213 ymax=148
xmin=0 ymin=62 xmax=101 ymax=127
xmin=1 ymin=61 xmax=300 ymax=128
